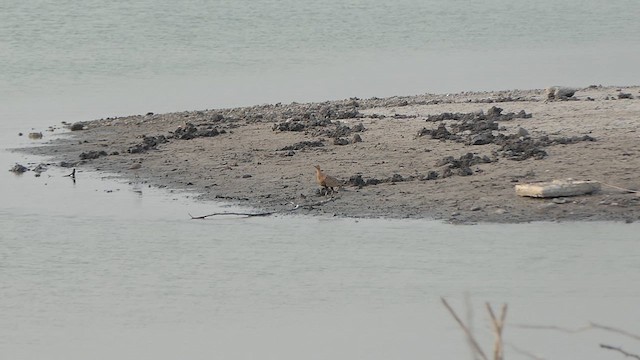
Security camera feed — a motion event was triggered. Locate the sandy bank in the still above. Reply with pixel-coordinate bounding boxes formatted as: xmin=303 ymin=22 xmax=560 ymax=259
xmin=18 ymin=86 xmax=640 ymax=224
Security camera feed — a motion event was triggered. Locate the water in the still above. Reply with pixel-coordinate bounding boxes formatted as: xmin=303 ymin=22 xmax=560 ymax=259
xmin=1 ymin=1 xmax=640 ymax=359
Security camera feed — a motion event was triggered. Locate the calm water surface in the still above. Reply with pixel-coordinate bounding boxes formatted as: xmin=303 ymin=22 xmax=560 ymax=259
xmin=1 ymin=1 xmax=640 ymax=359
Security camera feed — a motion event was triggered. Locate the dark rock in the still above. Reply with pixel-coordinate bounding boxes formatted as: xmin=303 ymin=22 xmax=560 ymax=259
xmin=33 ymin=164 xmax=48 ymax=174
xmin=348 ymin=175 xmax=366 ymax=188
xmin=10 ymin=164 xmax=28 ymax=173
xmin=333 ymin=137 xmax=350 ymax=145
xmin=70 ymin=123 xmax=85 ymax=131
xmin=469 ymin=132 xmax=495 ymax=145
xmin=79 ymin=150 xmax=108 ymax=160
xmin=425 ymin=171 xmax=439 ymax=180
xmin=365 ymin=178 xmax=381 ymax=186
xmin=618 ymin=92 xmax=633 ymax=99
xmin=128 ymin=135 xmax=168 ymax=153
xmin=242 ymin=174 xmax=252 ymax=178
xmin=280 ymin=140 xmax=324 ymax=151
xmin=352 ymin=123 xmax=366 ymax=132
xmin=352 ymin=134 xmax=363 ymax=143
xmin=389 ymin=174 xmax=404 ymax=183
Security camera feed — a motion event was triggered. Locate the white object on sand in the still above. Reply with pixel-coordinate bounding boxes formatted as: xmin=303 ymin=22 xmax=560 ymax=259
xmin=515 ymin=179 xmax=600 ymax=198
xmin=545 ymin=86 xmax=576 ymax=100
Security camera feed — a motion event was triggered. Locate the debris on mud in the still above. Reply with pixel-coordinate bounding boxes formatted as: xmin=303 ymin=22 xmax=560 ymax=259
xmin=279 ymin=140 xmax=324 ymax=151
xmin=79 ymin=150 xmax=108 ymax=160
xmin=128 ymin=135 xmax=168 ymax=154
xmin=418 ymin=107 xmax=596 ymax=161
xmin=170 ymin=123 xmax=226 ymax=140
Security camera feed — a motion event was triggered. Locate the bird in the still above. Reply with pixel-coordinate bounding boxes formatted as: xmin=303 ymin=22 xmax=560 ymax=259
xmin=314 ymin=165 xmax=341 ymax=195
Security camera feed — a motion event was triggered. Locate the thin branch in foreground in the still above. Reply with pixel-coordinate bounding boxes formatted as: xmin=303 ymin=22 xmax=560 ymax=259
xmin=486 ymin=303 xmax=508 ymax=360
xmin=513 ymin=322 xmax=640 ymax=342
xmin=600 ymin=344 xmax=640 ymax=360
xmin=441 ymin=297 xmax=488 ymax=360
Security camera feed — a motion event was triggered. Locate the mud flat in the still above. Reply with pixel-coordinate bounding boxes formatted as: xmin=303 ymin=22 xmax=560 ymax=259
xmin=16 ymin=86 xmax=640 ymax=224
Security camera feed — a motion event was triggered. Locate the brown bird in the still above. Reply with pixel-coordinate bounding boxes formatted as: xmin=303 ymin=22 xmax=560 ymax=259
xmin=314 ymin=165 xmax=341 ymax=195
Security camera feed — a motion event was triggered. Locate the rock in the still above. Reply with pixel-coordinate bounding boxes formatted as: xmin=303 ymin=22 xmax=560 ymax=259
xmin=352 ymin=123 xmax=366 ymax=132
xmin=28 ymin=132 xmax=43 ymax=139
xmin=517 ymin=127 xmax=530 ymax=137
xmin=333 ymin=137 xmax=350 ymax=146
xmin=495 ymin=208 xmax=507 ymax=214
xmin=545 ymin=86 xmax=576 ymax=100
xmin=242 ymin=174 xmax=252 ymax=178
xmin=79 ymin=150 xmax=108 ymax=160
xmin=470 ymin=205 xmax=482 ymax=211
xmin=348 ymin=174 xmax=366 ymax=188
xmin=10 ymin=164 xmax=28 ymax=173
xmin=552 ymin=198 xmax=567 ymax=204
xmin=425 ymin=171 xmax=439 ymax=180
xmin=618 ymin=92 xmax=633 ymax=99
xmin=352 ymin=134 xmax=362 ymax=143
xmin=470 ymin=132 xmax=495 ymax=145
xmin=70 ymin=123 xmax=85 ymax=131
xmin=280 ymin=140 xmax=324 ymax=151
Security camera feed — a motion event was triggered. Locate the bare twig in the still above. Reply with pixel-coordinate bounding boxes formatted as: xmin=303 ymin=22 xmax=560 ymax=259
xmin=600 ymin=344 xmax=640 ymax=360
xmin=591 ymin=322 xmax=640 ymax=342
xmin=441 ymin=297 xmax=488 ymax=360
xmin=513 ymin=322 xmax=640 ymax=342
xmin=486 ymin=303 xmax=508 ymax=360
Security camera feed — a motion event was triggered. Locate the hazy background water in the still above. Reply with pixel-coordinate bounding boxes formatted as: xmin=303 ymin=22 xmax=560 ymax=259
xmin=2 ymin=1 xmax=640 ymax=359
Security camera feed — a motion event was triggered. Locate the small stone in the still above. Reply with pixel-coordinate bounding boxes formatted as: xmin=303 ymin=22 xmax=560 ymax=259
xmin=70 ymin=123 xmax=85 ymax=131
xmin=552 ymin=198 xmax=567 ymax=204
xmin=352 ymin=134 xmax=363 ymax=143
xmin=28 ymin=132 xmax=43 ymax=139
xmin=470 ymin=206 xmax=481 ymax=211
xmin=10 ymin=164 xmax=28 ymax=173
xmin=495 ymin=208 xmax=507 ymax=214
xmin=242 ymin=174 xmax=252 ymax=178
xmin=517 ymin=127 xmax=529 ymax=137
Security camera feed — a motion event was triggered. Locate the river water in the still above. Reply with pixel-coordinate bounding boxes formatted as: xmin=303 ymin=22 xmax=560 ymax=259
xmin=2 ymin=1 xmax=640 ymax=359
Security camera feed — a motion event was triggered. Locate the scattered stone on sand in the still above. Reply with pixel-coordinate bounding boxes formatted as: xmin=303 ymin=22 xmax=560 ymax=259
xmin=618 ymin=92 xmax=633 ymax=99
xmin=10 ymin=164 xmax=28 ymax=173
xmin=333 ymin=137 xmax=350 ymax=145
xmin=352 ymin=134 xmax=363 ymax=143
xmin=280 ymin=140 xmax=324 ymax=151
xmin=128 ymin=135 xmax=168 ymax=153
xmin=171 ymin=123 xmax=224 ymax=140
xmin=79 ymin=150 xmax=108 ymax=160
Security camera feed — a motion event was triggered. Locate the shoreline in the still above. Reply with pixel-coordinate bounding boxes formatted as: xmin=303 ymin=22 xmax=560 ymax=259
xmin=16 ymin=86 xmax=640 ymax=224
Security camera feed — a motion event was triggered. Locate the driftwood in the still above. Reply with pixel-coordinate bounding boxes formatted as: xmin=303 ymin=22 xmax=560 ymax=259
xmin=189 ymin=197 xmax=337 ymax=219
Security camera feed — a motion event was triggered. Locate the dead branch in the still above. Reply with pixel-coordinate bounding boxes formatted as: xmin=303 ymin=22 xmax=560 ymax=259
xmin=189 ymin=197 xmax=337 ymax=219
xmin=441 ymin=297 xmax=488 ymax=360
xmin=486 ymin=303 xmax=508 ymax=360
xmin=600 ymin=344 xmax=640 ymax=360
xmin=513 ymin=322 xmax=640 ymax=342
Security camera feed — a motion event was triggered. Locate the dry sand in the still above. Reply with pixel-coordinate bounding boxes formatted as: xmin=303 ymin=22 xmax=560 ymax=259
xmin=18 ymin=86 xmax=640 ymax=223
